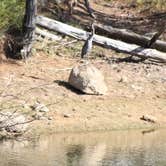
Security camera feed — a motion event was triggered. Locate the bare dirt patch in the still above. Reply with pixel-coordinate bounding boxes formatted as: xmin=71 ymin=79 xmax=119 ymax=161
xmin=0 ymin=50 xmax=166 ymax=135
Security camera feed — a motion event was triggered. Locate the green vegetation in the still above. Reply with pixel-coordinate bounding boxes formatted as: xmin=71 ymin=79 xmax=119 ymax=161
xmin=0 ymin=0 xmax=25 ymax=31
xmin=137 ymin=0 xmax=166 ymax=10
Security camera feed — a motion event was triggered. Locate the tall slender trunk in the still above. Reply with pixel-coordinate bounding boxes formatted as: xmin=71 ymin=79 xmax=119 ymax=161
xmin=21 ymin=0 xmax=37 ymax=59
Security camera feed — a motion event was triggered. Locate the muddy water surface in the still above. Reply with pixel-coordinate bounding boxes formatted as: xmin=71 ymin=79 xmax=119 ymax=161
xmin=0 ymin=129 xmax=166 ymax=166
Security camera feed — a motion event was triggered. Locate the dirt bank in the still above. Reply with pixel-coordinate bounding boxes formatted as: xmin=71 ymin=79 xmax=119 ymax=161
xmin=0 ymin=50 xmax=166 ymax=136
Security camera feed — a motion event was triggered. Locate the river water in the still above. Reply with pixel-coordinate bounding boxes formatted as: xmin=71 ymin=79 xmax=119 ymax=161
xmin=0 ymin=129 xmax=166 ymax=166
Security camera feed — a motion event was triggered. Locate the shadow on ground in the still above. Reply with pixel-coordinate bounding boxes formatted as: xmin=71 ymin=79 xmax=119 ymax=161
xmin=54 ymin=80 xmax=85 ymax=95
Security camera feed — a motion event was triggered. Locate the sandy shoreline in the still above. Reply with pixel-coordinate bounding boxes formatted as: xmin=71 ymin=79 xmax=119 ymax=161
xmin=0 ymin=53 xmax=165 ymax=138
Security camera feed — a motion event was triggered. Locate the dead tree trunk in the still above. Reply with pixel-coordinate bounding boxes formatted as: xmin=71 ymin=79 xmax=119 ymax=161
xmin=21 ymin=0 xmax=37 ymax=59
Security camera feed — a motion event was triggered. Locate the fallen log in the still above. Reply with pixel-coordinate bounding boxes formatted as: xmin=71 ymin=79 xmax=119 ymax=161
xmin=36 ymin=16 xmax=166 ymax=63
xmin=36 ymin=27 xmax=62 ymax=41
xmin=95 ymin=23 xmax=166 ymax=52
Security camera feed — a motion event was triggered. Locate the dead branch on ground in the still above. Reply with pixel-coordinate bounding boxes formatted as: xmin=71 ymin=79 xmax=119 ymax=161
xmin=36 ymin=16 xmax=166 ymax=63
xmin=95 ymin=23 xmax=166 ymax=52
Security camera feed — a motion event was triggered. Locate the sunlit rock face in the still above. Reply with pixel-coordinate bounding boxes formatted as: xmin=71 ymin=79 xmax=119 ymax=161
xmin=69 ymin=63 xmax=108 ymax=95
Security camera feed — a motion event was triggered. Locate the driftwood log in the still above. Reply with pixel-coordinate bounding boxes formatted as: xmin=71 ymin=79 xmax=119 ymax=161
xmin=36 ymin=16 xmax=166 ymax=63
xmin=36 ymin=27 xmax=62 ymax=41
xmin=95 ymin=23 xmax=166 ymax=52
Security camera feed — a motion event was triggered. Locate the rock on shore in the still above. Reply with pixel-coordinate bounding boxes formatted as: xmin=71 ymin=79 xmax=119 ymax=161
xmin=68 ymin=63 xmax=108 ymax=95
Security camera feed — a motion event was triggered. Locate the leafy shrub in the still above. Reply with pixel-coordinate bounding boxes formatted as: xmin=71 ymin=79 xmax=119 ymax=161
xmin=0 ymin=0 xmax=25 ymax=31
xmin=137 ymin=0 xmax=166 ymax=11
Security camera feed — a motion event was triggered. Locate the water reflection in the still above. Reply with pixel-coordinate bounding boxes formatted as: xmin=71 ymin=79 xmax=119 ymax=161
xmin=0 ymin=130 xmax=166 ymax=166
xmin=66 ymin=145 xmax=84 ymax=166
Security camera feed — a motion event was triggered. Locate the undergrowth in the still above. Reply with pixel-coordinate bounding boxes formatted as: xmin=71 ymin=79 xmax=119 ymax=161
xmin=0 ymin=0 xmax=25 ymax=31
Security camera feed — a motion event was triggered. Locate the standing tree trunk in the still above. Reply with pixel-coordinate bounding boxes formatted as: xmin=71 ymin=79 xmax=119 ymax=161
xmin=21 ymin=0 xmax=37 ymax=59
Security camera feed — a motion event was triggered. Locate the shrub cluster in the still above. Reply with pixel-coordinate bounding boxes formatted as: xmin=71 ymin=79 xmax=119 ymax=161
xmin=0 ymin=0 xmax=25 ymax=31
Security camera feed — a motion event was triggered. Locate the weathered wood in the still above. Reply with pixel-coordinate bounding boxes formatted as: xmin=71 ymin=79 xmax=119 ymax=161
xmin=21 ymin=0 xmax=37 ymax=59
xmin=95 ymin=23 xmax=166 ymax=52
xmin=84 ymin=0 xmax=96 ymax=18
xmin=36 ymin=16 xmax=166 ymax=63
xmin=146 ymin=22 xmax=166 ymax=48
xmin=36 ymin=27 xmax=62 ymax=40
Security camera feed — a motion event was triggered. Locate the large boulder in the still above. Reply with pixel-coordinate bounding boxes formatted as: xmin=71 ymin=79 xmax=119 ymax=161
xmin=68 ymin=63 xmax=108 ymax=95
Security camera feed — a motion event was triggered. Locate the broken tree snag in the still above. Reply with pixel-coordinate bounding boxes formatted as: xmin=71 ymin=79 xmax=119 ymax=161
xmin=146 ymin=22 xmax=166 ymax=48
xmin=21 ymin=0 xmax=37 ymax=59
xmin=36 ymin=16 xmax=166 ymax=63
xmin=84 ymin=0 xmax=96 ymax=18
xmin=95 ymin=23 xmax=166 ymax=52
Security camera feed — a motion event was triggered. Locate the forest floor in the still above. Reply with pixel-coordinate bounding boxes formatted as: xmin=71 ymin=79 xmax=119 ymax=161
xmin=0 ymin=0 xmax=166 ymax=136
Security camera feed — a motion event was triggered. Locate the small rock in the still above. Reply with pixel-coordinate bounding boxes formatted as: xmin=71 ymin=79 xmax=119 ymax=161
xmin=140 ymin=115 xmax=157 ymax=123
xmin=48 ymin=116 xmax=53 ymax=120
xmin=118 ymin=76 xmax=128 ymax=83
xmin=22 ymin=103 xmax=30 ymax=109
xmin=63 ymin=113 xmax=71 ymax=118
xmin=32 ymin=111 xmax=51 ymax=121
xmin=72 ymin=108 xmax=76 ymax=112
xmin=32 ymin=112 xmax=44 ymax=120
xmin=131 ymin=85 xmax=143 ymax=91
xmin=68 ymin=63 xmax=108 ymax=95
xmin=116 ymin=69 xmax=121 ymax=73
xmin=31 ymin=102 xmax=49 ymax=112
xmin=39 ymin=117 xmax=48 ymax=121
